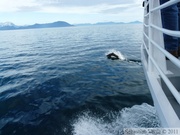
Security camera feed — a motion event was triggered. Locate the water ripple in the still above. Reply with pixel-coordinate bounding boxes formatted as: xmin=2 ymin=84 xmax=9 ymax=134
xmin=0 ymin=24 xmax=158 ymax=135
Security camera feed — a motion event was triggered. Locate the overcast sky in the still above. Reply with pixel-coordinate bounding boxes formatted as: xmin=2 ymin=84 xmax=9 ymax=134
xmin=0 ymin=0 xmax=143 ymax=25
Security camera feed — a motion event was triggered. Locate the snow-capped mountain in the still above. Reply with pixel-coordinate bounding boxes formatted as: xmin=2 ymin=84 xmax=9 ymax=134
xmin=0 ymin=21 xmax=72 ymax=30
xmin=0 ymin=22 xmax=16 ymax=27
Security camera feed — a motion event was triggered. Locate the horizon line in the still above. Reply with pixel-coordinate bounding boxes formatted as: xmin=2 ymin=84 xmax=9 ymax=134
xmin=0 ymin=20 xmax=142 ymax=26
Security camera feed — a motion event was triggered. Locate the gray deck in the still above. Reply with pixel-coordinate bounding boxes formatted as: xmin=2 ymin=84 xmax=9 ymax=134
xmin=166 ymin=60 xmax=180 ymax=77
xmin=161 ymin=77 xmax=180 ymax=119
xmin=161 ymin=60 xmax=180 ymax=119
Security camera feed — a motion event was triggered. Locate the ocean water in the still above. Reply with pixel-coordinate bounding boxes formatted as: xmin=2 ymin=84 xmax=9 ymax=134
xmin=0 ymin=24 xmax=160 ymax=135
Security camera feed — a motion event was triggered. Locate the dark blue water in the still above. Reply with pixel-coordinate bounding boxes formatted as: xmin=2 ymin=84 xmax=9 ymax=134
xmin=0 ymin=24 xmax=160 ymax=135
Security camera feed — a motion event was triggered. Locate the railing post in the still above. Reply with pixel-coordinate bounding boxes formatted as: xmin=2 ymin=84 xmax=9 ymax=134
xmin=148 ymin=0 xmax=153 ymax=72
xmin=148 ymin=0 xmax=167 ymax=75
xmin=151 ymin=0 xmax=167 ymax=74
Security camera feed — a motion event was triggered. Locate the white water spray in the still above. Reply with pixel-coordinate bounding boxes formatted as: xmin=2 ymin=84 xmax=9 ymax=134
xmin=106 ymin=49 xmax=141 ymax=63
xmin=106 ymin=49 xmax=126 ymax=61
xmin=72 ymin=103 xmax=160 ymax=135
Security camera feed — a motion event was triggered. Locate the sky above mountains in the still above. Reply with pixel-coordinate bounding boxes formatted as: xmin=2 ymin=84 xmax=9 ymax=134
xmin=0 ymin=0 xmax=143 ymax=25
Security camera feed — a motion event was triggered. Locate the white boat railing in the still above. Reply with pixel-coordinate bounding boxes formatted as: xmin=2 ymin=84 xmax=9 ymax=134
xmin=142 ymin=0 xmax=180 ymax=104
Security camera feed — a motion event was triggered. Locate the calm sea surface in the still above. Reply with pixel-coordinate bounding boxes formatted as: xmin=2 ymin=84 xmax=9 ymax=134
xmin=0 ymin=24 xmax=160 ymax=135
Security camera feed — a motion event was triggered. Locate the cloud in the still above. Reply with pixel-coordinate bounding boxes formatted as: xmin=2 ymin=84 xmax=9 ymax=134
xmin=0 ymin=0 xmax=144 ymax=24
xmin=56 ymin=0 xmax=135 ymax=7
xmin=0 ymin=0 xmax=39 ymax=12
xmin=17 ymin=6 xmax=42 ymax=12
xmin=99 ymin=4 xmax=138 ymax=14
xmin=0 ymin=0 xmax=143 ymax=14
xmin=36 ymin=4 xmax=135 ymax=15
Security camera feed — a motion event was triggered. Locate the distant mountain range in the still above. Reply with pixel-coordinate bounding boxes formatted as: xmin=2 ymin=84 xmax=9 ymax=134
xmin=0 ymin=21 xmax=73 ymax=30
xmin=0 ymin=21 xmax=142 ymax=30
xmin=74 ymin=21 xmax=142 ymax=26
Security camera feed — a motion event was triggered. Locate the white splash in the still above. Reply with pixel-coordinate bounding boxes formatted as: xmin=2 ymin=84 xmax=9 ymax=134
xmin=106 ymin=49 xmax=126 ymax=61
xmin=72 ymin=103 xmax=160 ymax=135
